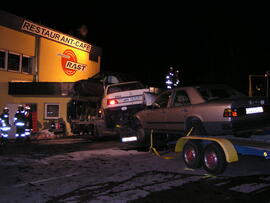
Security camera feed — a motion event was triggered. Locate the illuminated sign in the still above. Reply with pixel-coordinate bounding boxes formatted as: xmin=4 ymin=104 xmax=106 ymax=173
xmin=21 ymin=20 xmax=91 ymax=52
xmin=61 ymin=49 xmax=87 ymax=76
xmin=66 ymin=61 xmax=87 ymax=72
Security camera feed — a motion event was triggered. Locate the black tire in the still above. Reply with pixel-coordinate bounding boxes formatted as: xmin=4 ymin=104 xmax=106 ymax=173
xmin=182 ymin=140 xmax=203 ymax=169
xmin=92 ymin=124 xmax=99 ymax=137
xmin=0 ymin=138 xmax=6 ymax=146
xmin=104 ymin=111 xmax=114 ymax=128
xmin=203 ymin=143 xmax=227 ymax=175
xmin=135 ymin=126 xmax=150 ymax=146
xmin=186 ymin=119 xmax=207 ymax=136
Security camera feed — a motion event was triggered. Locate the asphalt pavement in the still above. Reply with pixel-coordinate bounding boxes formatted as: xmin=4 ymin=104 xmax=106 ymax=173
xmin=0 ymin=136 xmax=270 ymax=202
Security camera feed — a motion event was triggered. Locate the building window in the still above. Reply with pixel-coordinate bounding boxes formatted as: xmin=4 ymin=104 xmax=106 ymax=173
xmin=0 ymin=50 xmax=33 ymax=74
xmin=22 ymin=55 xmax=33 ymax=73
xmin=0 ymin=50 xmax=6 ymax=69
xmin=45 ymin=103 xmax=60 ymax=119
xmin=8 ymin=52 xmax=20 ymax=71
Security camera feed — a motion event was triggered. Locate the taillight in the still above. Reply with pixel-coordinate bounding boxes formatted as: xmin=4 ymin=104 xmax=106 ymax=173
xmin=107 ymin=99 xmax=118 ymax=105
xmin=223 ymin=108 xmax=238 ymax=117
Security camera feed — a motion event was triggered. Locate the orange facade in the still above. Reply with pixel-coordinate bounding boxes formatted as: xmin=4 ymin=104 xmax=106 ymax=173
xmin=0 ymin=10 xmax=102 ymax=136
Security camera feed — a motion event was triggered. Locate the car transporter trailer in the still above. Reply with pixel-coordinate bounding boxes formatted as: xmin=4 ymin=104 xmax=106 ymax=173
xmin=149 ymin=128 xmax=270 ymax=175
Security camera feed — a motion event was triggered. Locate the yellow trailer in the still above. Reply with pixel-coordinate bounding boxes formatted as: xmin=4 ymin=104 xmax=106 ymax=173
xmin=150 ymin=128 xmax=270 ymax=175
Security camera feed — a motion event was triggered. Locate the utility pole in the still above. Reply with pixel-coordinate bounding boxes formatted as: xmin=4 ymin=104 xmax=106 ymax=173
xmin=265 ymin=71 xmax=270 ymax=97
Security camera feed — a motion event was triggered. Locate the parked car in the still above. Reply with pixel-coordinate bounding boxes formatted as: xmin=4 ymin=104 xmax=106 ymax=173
xmin=132 ymin=84 xmax=270 ymax=144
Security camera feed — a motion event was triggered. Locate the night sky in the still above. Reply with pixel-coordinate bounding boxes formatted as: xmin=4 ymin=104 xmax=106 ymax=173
xmin=2 ymin=4 xmax=270 ymax=93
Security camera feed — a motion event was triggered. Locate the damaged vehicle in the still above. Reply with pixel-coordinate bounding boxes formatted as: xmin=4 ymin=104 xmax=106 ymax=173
xmin=68 ymin=78 xmax=157 ymax=137
xmin=101 ymin=81 xmax=151 ymax=128
xmin=67 ymin=72 xmax=136 ymax=135
xmin=128 ymin=84 xmax=270 ymax=144
xmin=73 ymin=71 xmax=136 ymax=97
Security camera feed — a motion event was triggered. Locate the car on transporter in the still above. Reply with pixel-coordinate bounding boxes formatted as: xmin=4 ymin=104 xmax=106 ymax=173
xmin=101 ymin=81 xmax=150 ymax=128
xmin=131 ymin=84 xmax=270 ymax=144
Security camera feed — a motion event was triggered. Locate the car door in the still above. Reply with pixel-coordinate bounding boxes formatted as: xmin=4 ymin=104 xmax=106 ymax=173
xmin=143 ymin=91 xmax=172 ymax=131
xmin=165 ymin=90 xmax=191 ymax=131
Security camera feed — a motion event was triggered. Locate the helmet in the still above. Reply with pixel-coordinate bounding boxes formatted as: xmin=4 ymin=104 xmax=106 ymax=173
xmin=3 ymin=107 xmax=9 ymax=113
xmin=25 ymin=105 xmax=31 ymax=111
xmin=18 ymin=105 xmax=24 ymax=111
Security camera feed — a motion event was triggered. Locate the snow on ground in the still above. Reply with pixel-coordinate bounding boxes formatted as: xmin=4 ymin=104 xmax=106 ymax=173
xmin=0 ymin=141 xmax=204 ymax=202
xmin=1 ymin=138 xmax=270 ymax=202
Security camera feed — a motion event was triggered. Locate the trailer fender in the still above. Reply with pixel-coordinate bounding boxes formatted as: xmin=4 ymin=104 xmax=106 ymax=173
xmin=175 ymin=136 xmax=239 ymax=163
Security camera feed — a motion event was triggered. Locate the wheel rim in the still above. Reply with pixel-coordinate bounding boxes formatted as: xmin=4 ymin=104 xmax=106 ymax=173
xmin=204 ymin=150 xmax=218 ymax=169
xmin=184 ymin=147 xmax=196 ymax=164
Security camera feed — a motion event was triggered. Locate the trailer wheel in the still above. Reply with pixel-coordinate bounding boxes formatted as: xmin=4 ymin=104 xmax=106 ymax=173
xmin=183 ymin=140 xmax=203 ymax=169
xmin=203 ymin=143 xmax=227 ymax=175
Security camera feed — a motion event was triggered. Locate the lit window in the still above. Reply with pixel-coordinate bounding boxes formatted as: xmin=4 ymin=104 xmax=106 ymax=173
xmin=22 ymin=55 xmax=33 ymax=74
xmin=8 ymin=52 xmax=20 ymax=71
xmin=45 ymin=103 xmax=60 ymax=119
xmin=0 ymin=50 xmax=6 ymax=69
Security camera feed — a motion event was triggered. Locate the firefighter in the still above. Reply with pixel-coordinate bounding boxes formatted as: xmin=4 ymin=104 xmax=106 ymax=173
xmin=173 ymin=69 xmax=180 ymax=88
xmin=0 ymin=107 xmax=11 ymax=139
xmin=14 ymin=105 xmax=26 ymax=138
xmin=165 ymin=67 xmax=174 ymax=89
xmin=25 ymin=105 xmax=32 ymax=137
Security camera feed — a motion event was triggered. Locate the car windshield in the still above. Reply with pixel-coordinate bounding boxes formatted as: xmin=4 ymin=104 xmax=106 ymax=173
xmin=197 ymin=86 xmax=246 ymax=101
xmin=107 ymin=82 xmax=145 ymax=94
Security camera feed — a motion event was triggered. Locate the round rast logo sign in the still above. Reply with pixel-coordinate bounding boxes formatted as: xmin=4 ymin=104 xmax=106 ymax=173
xmin=61 ymin=49 xmax=77 ymax=76
xmin=61 ymin=49 xmax=87 ymax=76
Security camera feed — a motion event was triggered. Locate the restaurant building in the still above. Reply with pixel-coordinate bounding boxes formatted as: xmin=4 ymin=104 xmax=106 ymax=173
xmin=0 ymin=10 xmax=102 ymax=137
